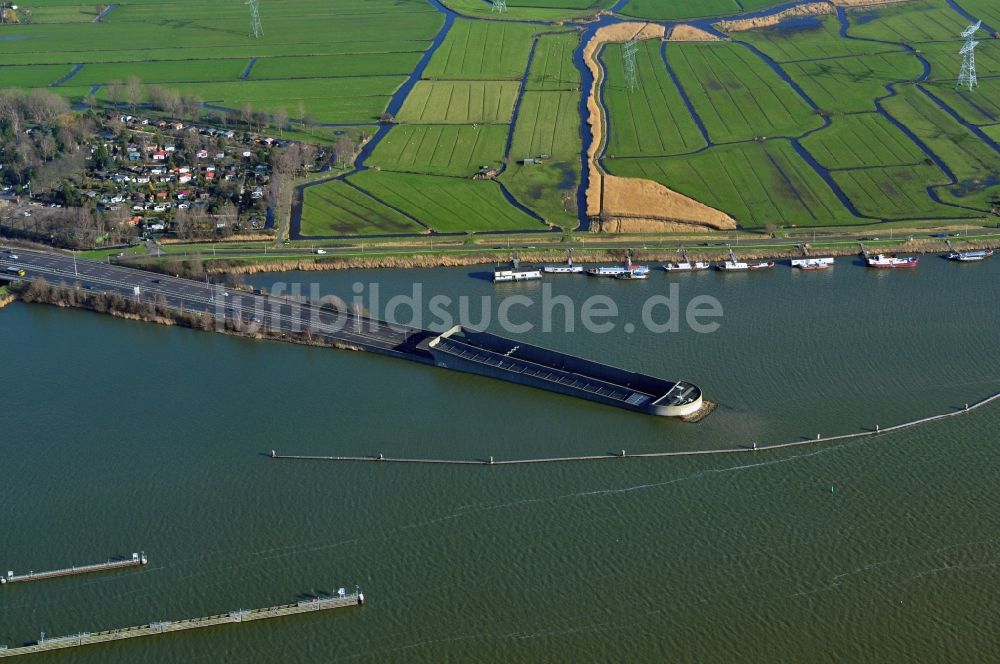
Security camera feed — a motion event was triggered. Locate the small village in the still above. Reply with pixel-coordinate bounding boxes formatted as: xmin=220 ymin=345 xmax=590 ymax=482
xmin=1 ymin=110 xmax=326 ymax=246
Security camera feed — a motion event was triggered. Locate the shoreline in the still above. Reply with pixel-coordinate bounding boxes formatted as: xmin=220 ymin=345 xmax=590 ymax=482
xmin=167 ymin=237 xmax=1000 ymax=275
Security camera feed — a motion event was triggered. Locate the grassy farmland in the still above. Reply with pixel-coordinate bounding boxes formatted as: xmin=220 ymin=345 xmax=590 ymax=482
xmin=368 ymin=124 xmax=509 ymax=176
xmin=348 ymin=171 xmax=547 ymax=233
xmin=299 ymin=180 xmax=427 ymax=236
xmin=5 ymin=0 xmax=1000 ymax=238
xmin=602 ymin=40 xmax=707 ymax=157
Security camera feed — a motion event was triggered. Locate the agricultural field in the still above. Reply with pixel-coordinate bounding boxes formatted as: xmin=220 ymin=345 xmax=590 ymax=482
xmin=602 ymin=40 xmax=707 ymax=157
xmin=736 ymin=15 xmax=896 ymax=62
xmin=779 ymin=52 xmax=922 ymax=114
xmin=395 ymin=81 xmax=520 ymax=124
xmin=829 ymin=164 xmax=971 ymax=220
xmin=424 ymin=20 xmax=543 ymax=80
xmin=367 ymin=124 xmax=509 ymax=177
xmin=436 ymin=0 xmax=612 ymax=23
xmin=607 ymin=140 xmax=858 ymax=227
xmin=500 ymin=90 xmax=582 ymax=228
xmin=800 ymin=114 xmax=926 ymax=169
xmin=666 ymin=42 xmax=824 ymax=143
xmin=348 ymin=171 xmax=547 ymax=233
xmin=525 ymin=32 xmax=582 ymax=91
xmin=5 ymin=0 xmax=1000 ymax=237
xmin=619 ymin=0 xmax=784 ymax=21
xmin=0 ymin=0 xmax=442 ymax=123
xmin=848 ymin=1 xmax=969 ymax=44
xmin=299 ymin=180 xmax=427 ymax=236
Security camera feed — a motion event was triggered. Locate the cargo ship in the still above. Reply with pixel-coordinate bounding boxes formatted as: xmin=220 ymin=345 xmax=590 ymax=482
xmin=866 ymin=253 xmax=918 ymax=269
xmin=493 ymin=254 xmax=542 ymax=282
xmin=543 ymin=249 xmax=584 ymax=274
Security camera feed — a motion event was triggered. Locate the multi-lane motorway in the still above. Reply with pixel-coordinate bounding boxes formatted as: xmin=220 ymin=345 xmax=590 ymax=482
xmin=0 ymin=246 xmax=435 ymax=362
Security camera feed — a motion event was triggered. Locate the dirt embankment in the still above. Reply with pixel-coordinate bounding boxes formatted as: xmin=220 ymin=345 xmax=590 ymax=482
xmin=667 ymin=25 xmax=723 ymax=42
xmin=583 ymin=23 xmax=736 ymax=232
xmin=714 ymin=2 xmax=833 ymax=32
xmin=0 ymin=291 xmax=15 ymax=309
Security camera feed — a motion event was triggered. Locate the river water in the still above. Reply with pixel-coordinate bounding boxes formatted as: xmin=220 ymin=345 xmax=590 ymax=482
xmin=1 ymin=256 xmax=998 ymax=661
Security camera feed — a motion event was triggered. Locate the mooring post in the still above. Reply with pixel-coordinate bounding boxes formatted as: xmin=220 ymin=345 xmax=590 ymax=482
xmin=876 ymin=425 xmax=880 ymax=433
xmin=621 ymin=449 xmax=626 ymax=457
xmin=378 ymin=453 xmax=384 ymax=461
xmin=752 ymin=442 xmax=757 ymax=451
xmin=489 ymin=456 xmax=494 ymax=465
xmin=270 ymin=449 xmax=275 ymax=458
xmin=966 ymin=403 xmax=969 ymax=410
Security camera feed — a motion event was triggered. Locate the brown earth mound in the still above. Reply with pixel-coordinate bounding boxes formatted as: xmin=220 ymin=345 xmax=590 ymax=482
xmin=582 ymin=23 xmax=735 ymax=231
xmin=714 ymin=2 xmax=833 ymax=32
xmin=667 ymin=24 xmax=723 ymax=42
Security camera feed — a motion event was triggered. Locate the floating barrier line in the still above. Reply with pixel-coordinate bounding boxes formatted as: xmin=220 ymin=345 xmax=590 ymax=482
xmin=269 ymin=391 xmax=1000 ymax=466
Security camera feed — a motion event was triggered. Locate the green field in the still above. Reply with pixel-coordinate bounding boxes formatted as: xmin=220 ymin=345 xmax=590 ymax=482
xmin=424 ymin=20 xmax=543 ymax=80
xmin=501 ymin=90 xmax=582 ymax=228
xmin=396 ymin=80 xmax=520 ymax=124
xmin=602 ymin=40 xmax=707 ymax=157
xmin=780 ymin=52 xmax=922 ymax=114
xmin=0 ymin=0 xmax=443 ymax=123
xmin=525 ymin=32 xmax=581 ymax=91
xmin=348 ymin=171 xmax=547 ymax=233
xmin=436 ymin=0 xmax=611 ymax=23
xmin=800 ymin=113 xmax=926 ymax=169
xmin=300 ymin=180 xmax=427 ymax=236
xmin=619 ymin=0 xmax=785 ymax=20
xmin=6 ymin=0 xmax=1000 ymax=237
xmin=0 ymin=64 xmax=79 ymax=88
xmin=829 ymin=164 xmax=966 ymax=219
xmin=368 ymin=124 xmax=509 ymax=176
xmin=668 ymin=42 xmax=824 ymax=143
xmin=608 ymin=140 xmax=858 ymax=226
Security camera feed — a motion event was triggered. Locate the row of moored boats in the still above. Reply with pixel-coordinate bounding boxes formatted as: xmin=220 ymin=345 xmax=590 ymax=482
xmin=492 ymin=245 xmax=994 ymax=283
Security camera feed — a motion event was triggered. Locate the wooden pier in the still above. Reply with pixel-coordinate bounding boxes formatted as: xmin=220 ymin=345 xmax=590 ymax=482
xmin=2 ymin=553 xmax=147 ymax=586
xmin=0 ymin=589 xmax=364 ymax=658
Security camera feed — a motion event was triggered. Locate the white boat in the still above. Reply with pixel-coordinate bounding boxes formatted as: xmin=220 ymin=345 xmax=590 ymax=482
xmin=588 ymin=250 xmax=648 ymax=278
xmin=947 ymin=249 xmax=993 ymax=262
xmin=663 ymin=261 xmax=711 ymax=272
xmin=791 ymin=257 xmax=835 ymax=270
xmin=493 ymin=254 xmax=542 ymax=282
xmin=493 ymin=267 xmax=542 ymax=282
xmin=716 ymin=246 xmax=774 ymax=272
xmin=716 ymin=260 xmax=774 ymax=272
xmin=866 ymin=254 xmax=918 ymax=269
xmin=543 ymin=249 xmax=584 ymax=274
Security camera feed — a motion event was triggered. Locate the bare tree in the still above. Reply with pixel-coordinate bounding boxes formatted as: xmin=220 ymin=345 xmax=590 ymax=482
xmin=273 ymin=106 xmax=288 ymax=136
xmin=24 ymin=89 xmax=69 ymax=125
xmin=106 ymin=80 xmax=123 ymax=108
xmin=125 ymin=76 xmax=143 ymax=113
xmin=240 ymin=102 xmax=253 ymax=129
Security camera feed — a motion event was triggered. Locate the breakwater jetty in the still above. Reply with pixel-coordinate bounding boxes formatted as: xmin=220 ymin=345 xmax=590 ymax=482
xmin=269 ymin=390 xmax=1000 ymax=466
xmin=2 ymin=552 xmax=146 ymax=586
xmin=0 ymin=589 xmax=364 ymax=659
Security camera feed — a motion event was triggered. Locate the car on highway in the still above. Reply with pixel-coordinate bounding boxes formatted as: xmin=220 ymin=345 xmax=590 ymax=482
xmin=7 ymin=266 xmax=26 ymax=277
xmin=316 ymin=249 xmax=327 ymax=255
xmin=7 ymin=253 xmax=18 ymax=260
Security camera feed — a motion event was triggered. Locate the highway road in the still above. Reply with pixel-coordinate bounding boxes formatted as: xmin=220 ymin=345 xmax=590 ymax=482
xmin=0 ymin=246 xmax=435 ymax=361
